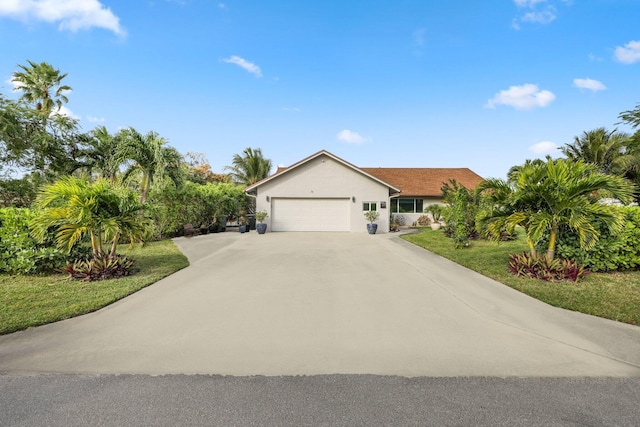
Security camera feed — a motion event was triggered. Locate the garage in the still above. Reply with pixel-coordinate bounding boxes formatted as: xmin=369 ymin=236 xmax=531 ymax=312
xmin=271 ymin=198 xmax=350 ymax=232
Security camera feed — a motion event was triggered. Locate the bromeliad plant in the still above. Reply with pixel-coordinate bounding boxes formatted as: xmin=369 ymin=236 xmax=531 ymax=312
xmin=508 ymin=252 xmax=590 ymax=282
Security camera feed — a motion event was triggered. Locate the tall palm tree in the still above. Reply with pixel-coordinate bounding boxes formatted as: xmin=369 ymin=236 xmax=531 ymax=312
xmin=225 ymin=147 xmax=272 ymax=186
xmin=117 ymin=127 xmax=184 ymax=203
xmin=560 ymin=128 xmax=630 ymax=175
xmin=478 ymin=158 xmax=635 ymax=260
xmin=30 ymin=177 xmax=152 ymax=258
xmin=11 ymin=60 xmax=71 ymax=115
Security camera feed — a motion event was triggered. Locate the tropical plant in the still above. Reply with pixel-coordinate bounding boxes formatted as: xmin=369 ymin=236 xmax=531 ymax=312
xmin=560 ymin=127 xmax=630 ymax=175
xmin=441 ymin=180 xmax=479 ymax=248
xmin=73 ymin=126 xmax=123 ymax=182
xmin=117 ymin=127 xmax=184 ymax=203
xmin=64 ymin=253 xmax=136 ymax=281
xmin=30 ymin=177 xmax=152 ymax=259
xmin=225 ymin=147 xmax=272 ymax=186
xmin=478 ymin=158 xmax=636 ymax=260
xmin=508 ymin=252 xmax=589 ymax=282
xmin=11 ymin=60 xmax=71 ymax=116
xmin=425 ymin=204 xmax=443 ymax=223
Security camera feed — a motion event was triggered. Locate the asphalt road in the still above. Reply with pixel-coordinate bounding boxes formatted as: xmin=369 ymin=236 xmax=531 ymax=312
xmin=2 ymin=374 xmax=640 ymax=426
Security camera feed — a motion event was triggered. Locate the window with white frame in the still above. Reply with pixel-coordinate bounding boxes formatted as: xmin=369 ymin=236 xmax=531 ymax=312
xmin=362 ymin=202 xmax=377 ymax=211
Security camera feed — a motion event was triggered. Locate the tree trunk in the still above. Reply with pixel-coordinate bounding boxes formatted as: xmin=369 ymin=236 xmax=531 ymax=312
xmin=547 ymin=226 xmax=558 ymax=261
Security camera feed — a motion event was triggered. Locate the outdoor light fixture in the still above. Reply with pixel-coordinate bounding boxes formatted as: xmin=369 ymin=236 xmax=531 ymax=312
xmin=266 ymin=195 xmax=270 ymax=202
xmin=352 ymin=196 xmax=356 ymax=203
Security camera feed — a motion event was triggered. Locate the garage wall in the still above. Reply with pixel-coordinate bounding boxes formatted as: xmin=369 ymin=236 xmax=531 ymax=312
xmin=254 ymin=154 xmax=391 ymax=232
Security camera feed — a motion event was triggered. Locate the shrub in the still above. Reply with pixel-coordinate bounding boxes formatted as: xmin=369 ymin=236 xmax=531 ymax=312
xmin=416 ymin=215 xmax=431 ymax=226
xmin=64 ymin=253 xmax=137 ymax=282
xmin=508 ymin=252 xmax=590 ymax=282
xmin=547 ymin=206 xmax=640 ymax=272
xmin=0 ymin=207 xmax=90 ymax=274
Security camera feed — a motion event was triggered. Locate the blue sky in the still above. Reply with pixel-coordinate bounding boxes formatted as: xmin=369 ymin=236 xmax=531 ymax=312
xmin=1 ymin=0 xmax=639 ymax=179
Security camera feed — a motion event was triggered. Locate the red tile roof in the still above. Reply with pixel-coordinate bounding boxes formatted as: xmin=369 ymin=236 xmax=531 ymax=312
xmin=361 ymin=168 xmax=484 ymax=197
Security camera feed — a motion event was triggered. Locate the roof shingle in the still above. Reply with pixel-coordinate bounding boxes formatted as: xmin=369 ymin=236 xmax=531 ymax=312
xmin=361 ymin=168 xmax=483 ymax=197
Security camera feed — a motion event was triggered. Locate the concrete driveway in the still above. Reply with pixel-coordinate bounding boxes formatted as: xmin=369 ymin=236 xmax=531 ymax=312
xmin=0 ymin=232 xmax=639 ymax=376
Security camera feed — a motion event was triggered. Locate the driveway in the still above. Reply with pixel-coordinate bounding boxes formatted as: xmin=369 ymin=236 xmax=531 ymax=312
xmin=0 ymin=232 xmax=639 ymax=376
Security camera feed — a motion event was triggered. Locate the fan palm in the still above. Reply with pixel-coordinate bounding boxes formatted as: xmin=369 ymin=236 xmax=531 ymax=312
xmin=11 ymin=60 xmax=71 ymax=115
xmin=478 ymin=158 xmax=636 ymax=260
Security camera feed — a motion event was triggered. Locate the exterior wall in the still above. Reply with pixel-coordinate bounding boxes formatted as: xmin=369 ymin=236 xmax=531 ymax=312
xmin=253 ymin=154 xmax=391 ymax=232
xmin=392 ymin=197 xmax=443 ymax=226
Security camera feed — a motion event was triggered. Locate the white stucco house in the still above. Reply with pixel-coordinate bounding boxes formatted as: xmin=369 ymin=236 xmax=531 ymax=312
xmin=244 ymin=150 xmax=483 ymax=233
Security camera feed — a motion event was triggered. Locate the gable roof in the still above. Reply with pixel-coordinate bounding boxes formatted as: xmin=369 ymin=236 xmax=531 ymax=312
xmin=361 ymin=168 xmax=484 ymax=197
xmin=245 ymin=150 xmax=401 ymax=194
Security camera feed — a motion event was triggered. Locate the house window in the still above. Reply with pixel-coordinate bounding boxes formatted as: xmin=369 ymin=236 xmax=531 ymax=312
xmin=362 ymin=202 xmax=377 ymax=211
xmin=391 ymin=198 xmax=423 ymax=213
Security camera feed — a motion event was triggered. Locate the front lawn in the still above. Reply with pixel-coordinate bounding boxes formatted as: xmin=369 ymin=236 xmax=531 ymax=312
xmin=0 ymin=239 xmax=189 ymax=335
xmin=402 ymin=228 xmax=640 ymax=326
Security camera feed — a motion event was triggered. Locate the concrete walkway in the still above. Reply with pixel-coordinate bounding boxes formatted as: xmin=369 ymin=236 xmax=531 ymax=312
xmin=0 ymin=232 xmax=639 ymax=376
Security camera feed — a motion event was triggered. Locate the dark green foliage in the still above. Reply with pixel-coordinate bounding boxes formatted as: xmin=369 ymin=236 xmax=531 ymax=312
xmin=508 ymin=252 xmax=590 ymax=282
xmin=64 ymin=253 xmax=136 ymax=281
xmin=441 ymin=180 xmax=479 ymax=248
xmin=148 ymin=181 xmax=246 ymax=238
xmin=0 ymin=207 xmax=91 ymax=274
xmin=551 ymin=206 xmax=640 ymax=272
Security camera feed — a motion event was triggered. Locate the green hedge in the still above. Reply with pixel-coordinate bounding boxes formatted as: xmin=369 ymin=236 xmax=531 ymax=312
xmin=0 ymin=207 xmax=90 ymax=274
xmin=554 ymin=206 xmax=640 ymax=272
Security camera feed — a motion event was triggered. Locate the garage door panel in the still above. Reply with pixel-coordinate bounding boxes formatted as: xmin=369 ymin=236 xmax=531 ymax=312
xmin=272 ymin=198 xmax=349 ymax=232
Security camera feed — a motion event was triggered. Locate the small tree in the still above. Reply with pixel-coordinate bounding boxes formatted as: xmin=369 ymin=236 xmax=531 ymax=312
xmin=364 ymin=210 xmax=380 ymax=223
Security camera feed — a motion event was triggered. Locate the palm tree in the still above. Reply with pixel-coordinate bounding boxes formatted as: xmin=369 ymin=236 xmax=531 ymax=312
xmin=30 ymin=177 xmax=152 ymax=258
xmin=74 ymin=126 xmax=123 ymax=182
xmin=225 ymin=147 xmax=272 ymax=185
xmin=117 ymin=127 xmax=184 ymax=203
xmin=560 ymin=127 xmax=630 ymax=175
xmin=478 ymin=158 xmax=636 ymax=260
xmin=11 ymin=60 xmax=71 ymax=116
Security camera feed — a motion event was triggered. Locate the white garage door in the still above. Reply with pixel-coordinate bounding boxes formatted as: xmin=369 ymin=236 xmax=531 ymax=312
xmin=271 ymin=198 xmax=350 ymax=232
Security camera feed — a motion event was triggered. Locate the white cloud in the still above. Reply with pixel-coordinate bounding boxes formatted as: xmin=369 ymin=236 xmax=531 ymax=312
xmin=223 ymin=56 xmax=262 ymax=77
xmin=0 ymin=0 xmax=125 ymax=36
xmin=530 ymin=141 xmax=559 ymax=155
xmin=573 ymin=78 xmax=606 ymax=92
xmin=614 ymin=40 xmax=640 ymax=64
xmin=337 ymin=129 xmax=367 ymax=144
xmin=86 ymin=115 xmax=105 ymax=123
xmin=485 ymin=83 xmax=556 ymax=110
xmin=52 ymin=105 xmax=78 ymax=119
xmin=521 ymin=9 xmax=556 ymax=25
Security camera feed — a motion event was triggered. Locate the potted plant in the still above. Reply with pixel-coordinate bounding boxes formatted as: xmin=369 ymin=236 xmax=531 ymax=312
xmin=238 ymin=215 xmax=247 ymax=233
xmin=425 ymin=204 xmax=443 ymax=230
xmin=364 ymin=210 xmax=380 ymax=234
xmin=255 ymin=210 xmax=268 ymax=234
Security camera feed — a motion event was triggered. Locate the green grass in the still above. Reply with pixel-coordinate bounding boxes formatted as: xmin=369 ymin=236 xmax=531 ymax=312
xmin=402 ymin=228 xmax=640 ymax=326
xmin=0 ymin=239 xmax=189 ymax=335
